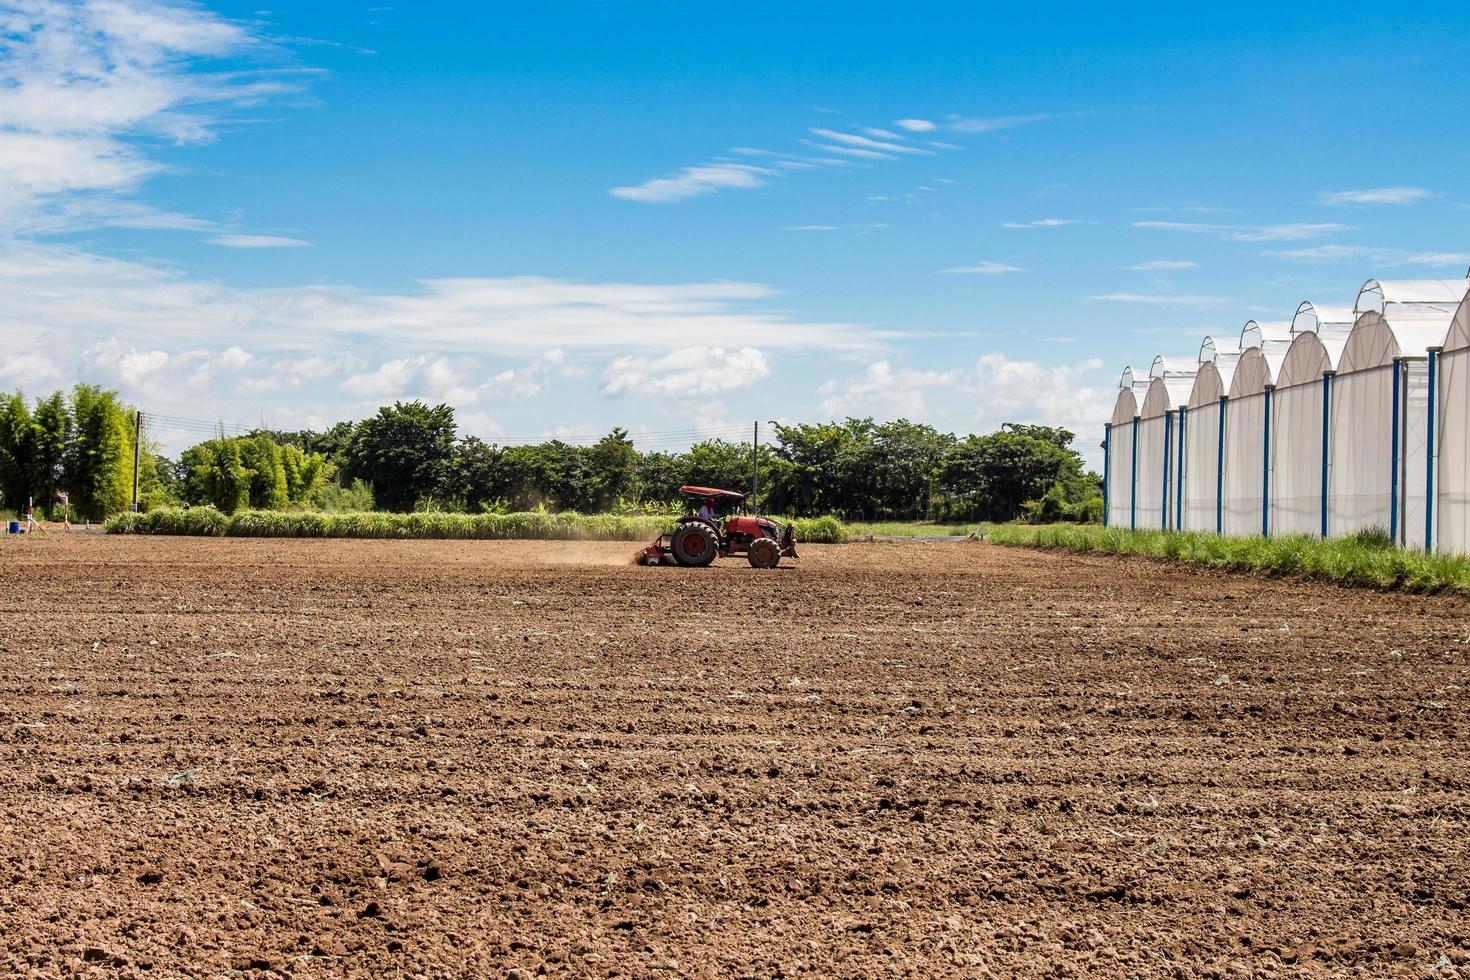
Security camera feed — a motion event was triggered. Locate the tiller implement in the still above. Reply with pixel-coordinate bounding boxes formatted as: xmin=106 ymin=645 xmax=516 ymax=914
xmin=638 ymin=486 xmax=799 ymax=568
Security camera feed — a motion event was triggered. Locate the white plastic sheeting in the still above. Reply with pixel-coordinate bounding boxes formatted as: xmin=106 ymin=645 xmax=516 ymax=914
xmin=1106 ymin=388 xmax=1139 ymax=529
xmin=1222 ymin=391 xmax=1266 ymax=536
xmin=1328 ymin=363 xmax=1396 ymax=537
xmin=1330 ymin=307 xmax=1454 ymax=542
xmin=1269 ymin=380 xmax=1325 ymax=536
xmin=1134 ymin=414 xmax=1169 ymax=529
xmin=1438 ymin=346 xmax=1470 ymax=555
xmin=1181 ymin=363 xmax=1229 ymax=532
xmin=1437 ymin=292 xmax=1470 ymax=555
xmin=1110 ymin=275 xmax=1469 ymax=550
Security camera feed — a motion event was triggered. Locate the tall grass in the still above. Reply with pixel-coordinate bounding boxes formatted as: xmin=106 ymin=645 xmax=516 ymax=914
xmin=107 ymin=509 xmax=853 ymax=544
xmin=987 ymin=523 xmax=1470 ymax=594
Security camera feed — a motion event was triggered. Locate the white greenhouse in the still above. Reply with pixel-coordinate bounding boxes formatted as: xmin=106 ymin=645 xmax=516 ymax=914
xmin=1101 ymin=273 xmax=1470 ymax=555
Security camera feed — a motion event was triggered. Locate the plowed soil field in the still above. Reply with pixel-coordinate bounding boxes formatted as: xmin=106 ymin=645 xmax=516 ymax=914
xmin=2 ymin=536 xmax=1468 ymax=978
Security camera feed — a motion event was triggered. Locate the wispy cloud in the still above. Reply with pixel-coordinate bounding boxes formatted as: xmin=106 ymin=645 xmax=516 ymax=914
xmin=1264 ymin=244 xmax=1470 ymax=267
xmin=1133 ymin=221 xmax=1349 ymax=242
xmin=609 ymin=163 xmax=773 ymax=204
xmin=809 ymin=128 xmax=931 ymax=156
xmin=1125 ymin=259 xmax=1197 ymax=270
xmin=1320 ymin=186 xmax=1434 ymax=206
xmin=946 ymin=113 xmax=1056 ymax=133
xmin=1001 ymin=218 xmax=1088 ymax=229
xmin=940 ymin=261 xmax=1026 ymax=275
xmin=611 ymin=110 xmax=1065 ymax=203
xmin=1088 ymin=292 xmax=1233 ymax=307
xmin=208 ymin=234 xmax=311 ymax=248
xmin=0 ymin=0 xmax=307 ymax=235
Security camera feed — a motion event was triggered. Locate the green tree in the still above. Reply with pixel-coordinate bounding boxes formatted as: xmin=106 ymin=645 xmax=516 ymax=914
xmin=65 ymin=385 xmax=136 ymax=520
xmin=454 ymin=436 xmax=508 ymax=511
xmin=935 ymin=426 xmax=1089 ymax=522
xmin=586 ymin=428 xmax=638 ymax=510
xmin=341 ymin=401 xmax=457 ymax=511
xmin=635 ymin=450 xmax=686 ymax=505
xmin=29 ymin=391 xmax=70 ymax=512
xmin=684 ymin=439 xmax=753 ymax=500
xmin=0 ymin=393 xmax=32 ymax=512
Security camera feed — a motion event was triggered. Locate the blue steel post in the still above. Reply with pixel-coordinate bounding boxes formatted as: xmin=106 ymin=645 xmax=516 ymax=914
xmin=1320 ymin=372 xmax=1333 ymax=539
xmin=1427 ymin=349 xmax=1440 ymax=551
xmin=1390 ymin=360 xmax=1401 ymax=545
xmin=1262 ymin=386 xmax=1274 ymax=538
xmin=1101 ymin=425 xmax=1111 ymax=528
xmin=1162 ymin=412 xmax=1172 ymax=528
xmin=1130 ymin=416 xmax=1139 ymax=530
xmin=1176 ymin=407 xmax=1187 ymax=531
xmin=1216 ymin=396 xmax=1227 ymax=535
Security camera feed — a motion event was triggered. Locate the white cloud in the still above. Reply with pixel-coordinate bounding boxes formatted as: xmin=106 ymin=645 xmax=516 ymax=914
xmin=946 ymin=113 xmax=1055 ymax=133
xmin=1125 ymin=259 xmax=1198 ymax=270
xmin=480 ymin=349 xmax=578 ymax=398
xmin=208 ymin=234 xmax=312 ymax=248
xmin=818 ymin=360 xmax=962 ymax=417
xmin=815 ymin=353 xmax=1111 ymax=439
xmin=1088 ymin=293 xmax=1233 ymax=307
xmin=1001 ymin=218 xmax=1087 ymax=229
xmin=809 ymin=128 xmax=931 ymax=156
xmin=1397 ymin=251 xmax=1470 ymax=267
xmin=611 ymin=107 xmax=1055 ymax=203
xmin=0 ymin=0 xmax=299 ymax=232
xmin=1320 ymin=186 xmax=1433 ymax=206
xmin=939 ymin=261 xmax=1026 ymax=275
xmin=0 ymin=242 xmax=884 ymax=354
xmin=1264 ymin=245 xmax=1470 ymax=267
xmin=0 ymin=347 xmax=61 ymax=389
xmin=602 ymin=346 xmax=770 ymax=397
xmin=341 ymin=354 xmax=477 ymax=404
xmin=609 ymin=163 xmax=772 ymax=203
xmin=1133 ymin=220 xmax=1349 ymax=242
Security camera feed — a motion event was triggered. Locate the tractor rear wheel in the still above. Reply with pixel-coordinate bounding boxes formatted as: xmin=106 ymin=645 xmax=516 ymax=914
xmin=671 ymin=522 xmax=718 ymax=567
xmin=747 ymin=536 xmax=781 ymax=568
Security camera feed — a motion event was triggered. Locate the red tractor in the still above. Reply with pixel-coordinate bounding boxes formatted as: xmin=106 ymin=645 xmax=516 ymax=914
xmin=638 ymin=486 xmax=799 ymax=568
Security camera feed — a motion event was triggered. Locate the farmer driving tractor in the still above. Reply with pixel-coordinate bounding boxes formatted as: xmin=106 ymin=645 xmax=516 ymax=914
xmin=638 ymin=486 xmax=799 ymax=568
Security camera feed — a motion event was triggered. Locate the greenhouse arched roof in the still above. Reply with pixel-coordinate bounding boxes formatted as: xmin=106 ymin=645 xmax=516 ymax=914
xmin=1276 ymin=330 xmax=1344 ymax=388
xmin=1187 ymin=360 xmax=1231 ymax=408
xmin=1354 ymin=278 xmax=1467 ymax=318
xmin=1337 ymin=309 xmax=1455 ymax=373
xmin=1141 ymin=376 xmax=1194 ymax=418
xmin=1290 ymin=300 xmax=1355 ymax=337
xmin=1448 ymin=287 xmax=1470 ymax=353
xmin=1109 ymin=386 xmax=1139 ymax=426
xmin=1229 ymin=347 xmax=1280 ymax=397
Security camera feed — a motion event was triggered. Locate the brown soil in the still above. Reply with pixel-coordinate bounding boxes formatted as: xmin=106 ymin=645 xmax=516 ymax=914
xmin=1 ymin=536 xmax=1468 ymax=977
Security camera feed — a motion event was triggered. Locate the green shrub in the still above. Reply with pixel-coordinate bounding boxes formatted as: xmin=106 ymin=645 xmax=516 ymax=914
xmin=105 ymin=508 xmax=851 ymax=544
xmin=987 ymin=523 xmax=1470 ymax=594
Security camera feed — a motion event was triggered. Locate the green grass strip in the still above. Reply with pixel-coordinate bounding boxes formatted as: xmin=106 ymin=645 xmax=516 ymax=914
xmin=105 ymin=509 xmax=853 ymax=544
xmin=986 ymin=523 xmax=1470 ymax=594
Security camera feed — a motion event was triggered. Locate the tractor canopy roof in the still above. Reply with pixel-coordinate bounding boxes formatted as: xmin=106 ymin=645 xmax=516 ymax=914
xmin=679 ymin=485 xmax=746 ymax=500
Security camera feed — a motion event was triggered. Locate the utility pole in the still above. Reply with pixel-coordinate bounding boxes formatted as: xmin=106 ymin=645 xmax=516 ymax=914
xmin=751 ymin=421 xmax=759 ymax=514
xmin=132 ymin=410 xmax=142 ymax=513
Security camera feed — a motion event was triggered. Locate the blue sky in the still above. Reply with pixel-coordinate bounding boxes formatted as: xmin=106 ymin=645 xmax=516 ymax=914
xmin=1 ymin=1 xmax=1466 ymax=465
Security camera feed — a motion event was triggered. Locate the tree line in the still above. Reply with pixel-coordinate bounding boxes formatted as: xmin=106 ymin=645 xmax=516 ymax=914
xmin=2 ymin=391 xmax=1100 ymax=523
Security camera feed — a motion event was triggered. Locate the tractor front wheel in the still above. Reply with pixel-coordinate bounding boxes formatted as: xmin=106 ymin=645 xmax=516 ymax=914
xmin=747 ymin=537 xmax=781 ymax=569
xmin=671 ymin=522 xmax=718 ymax=567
